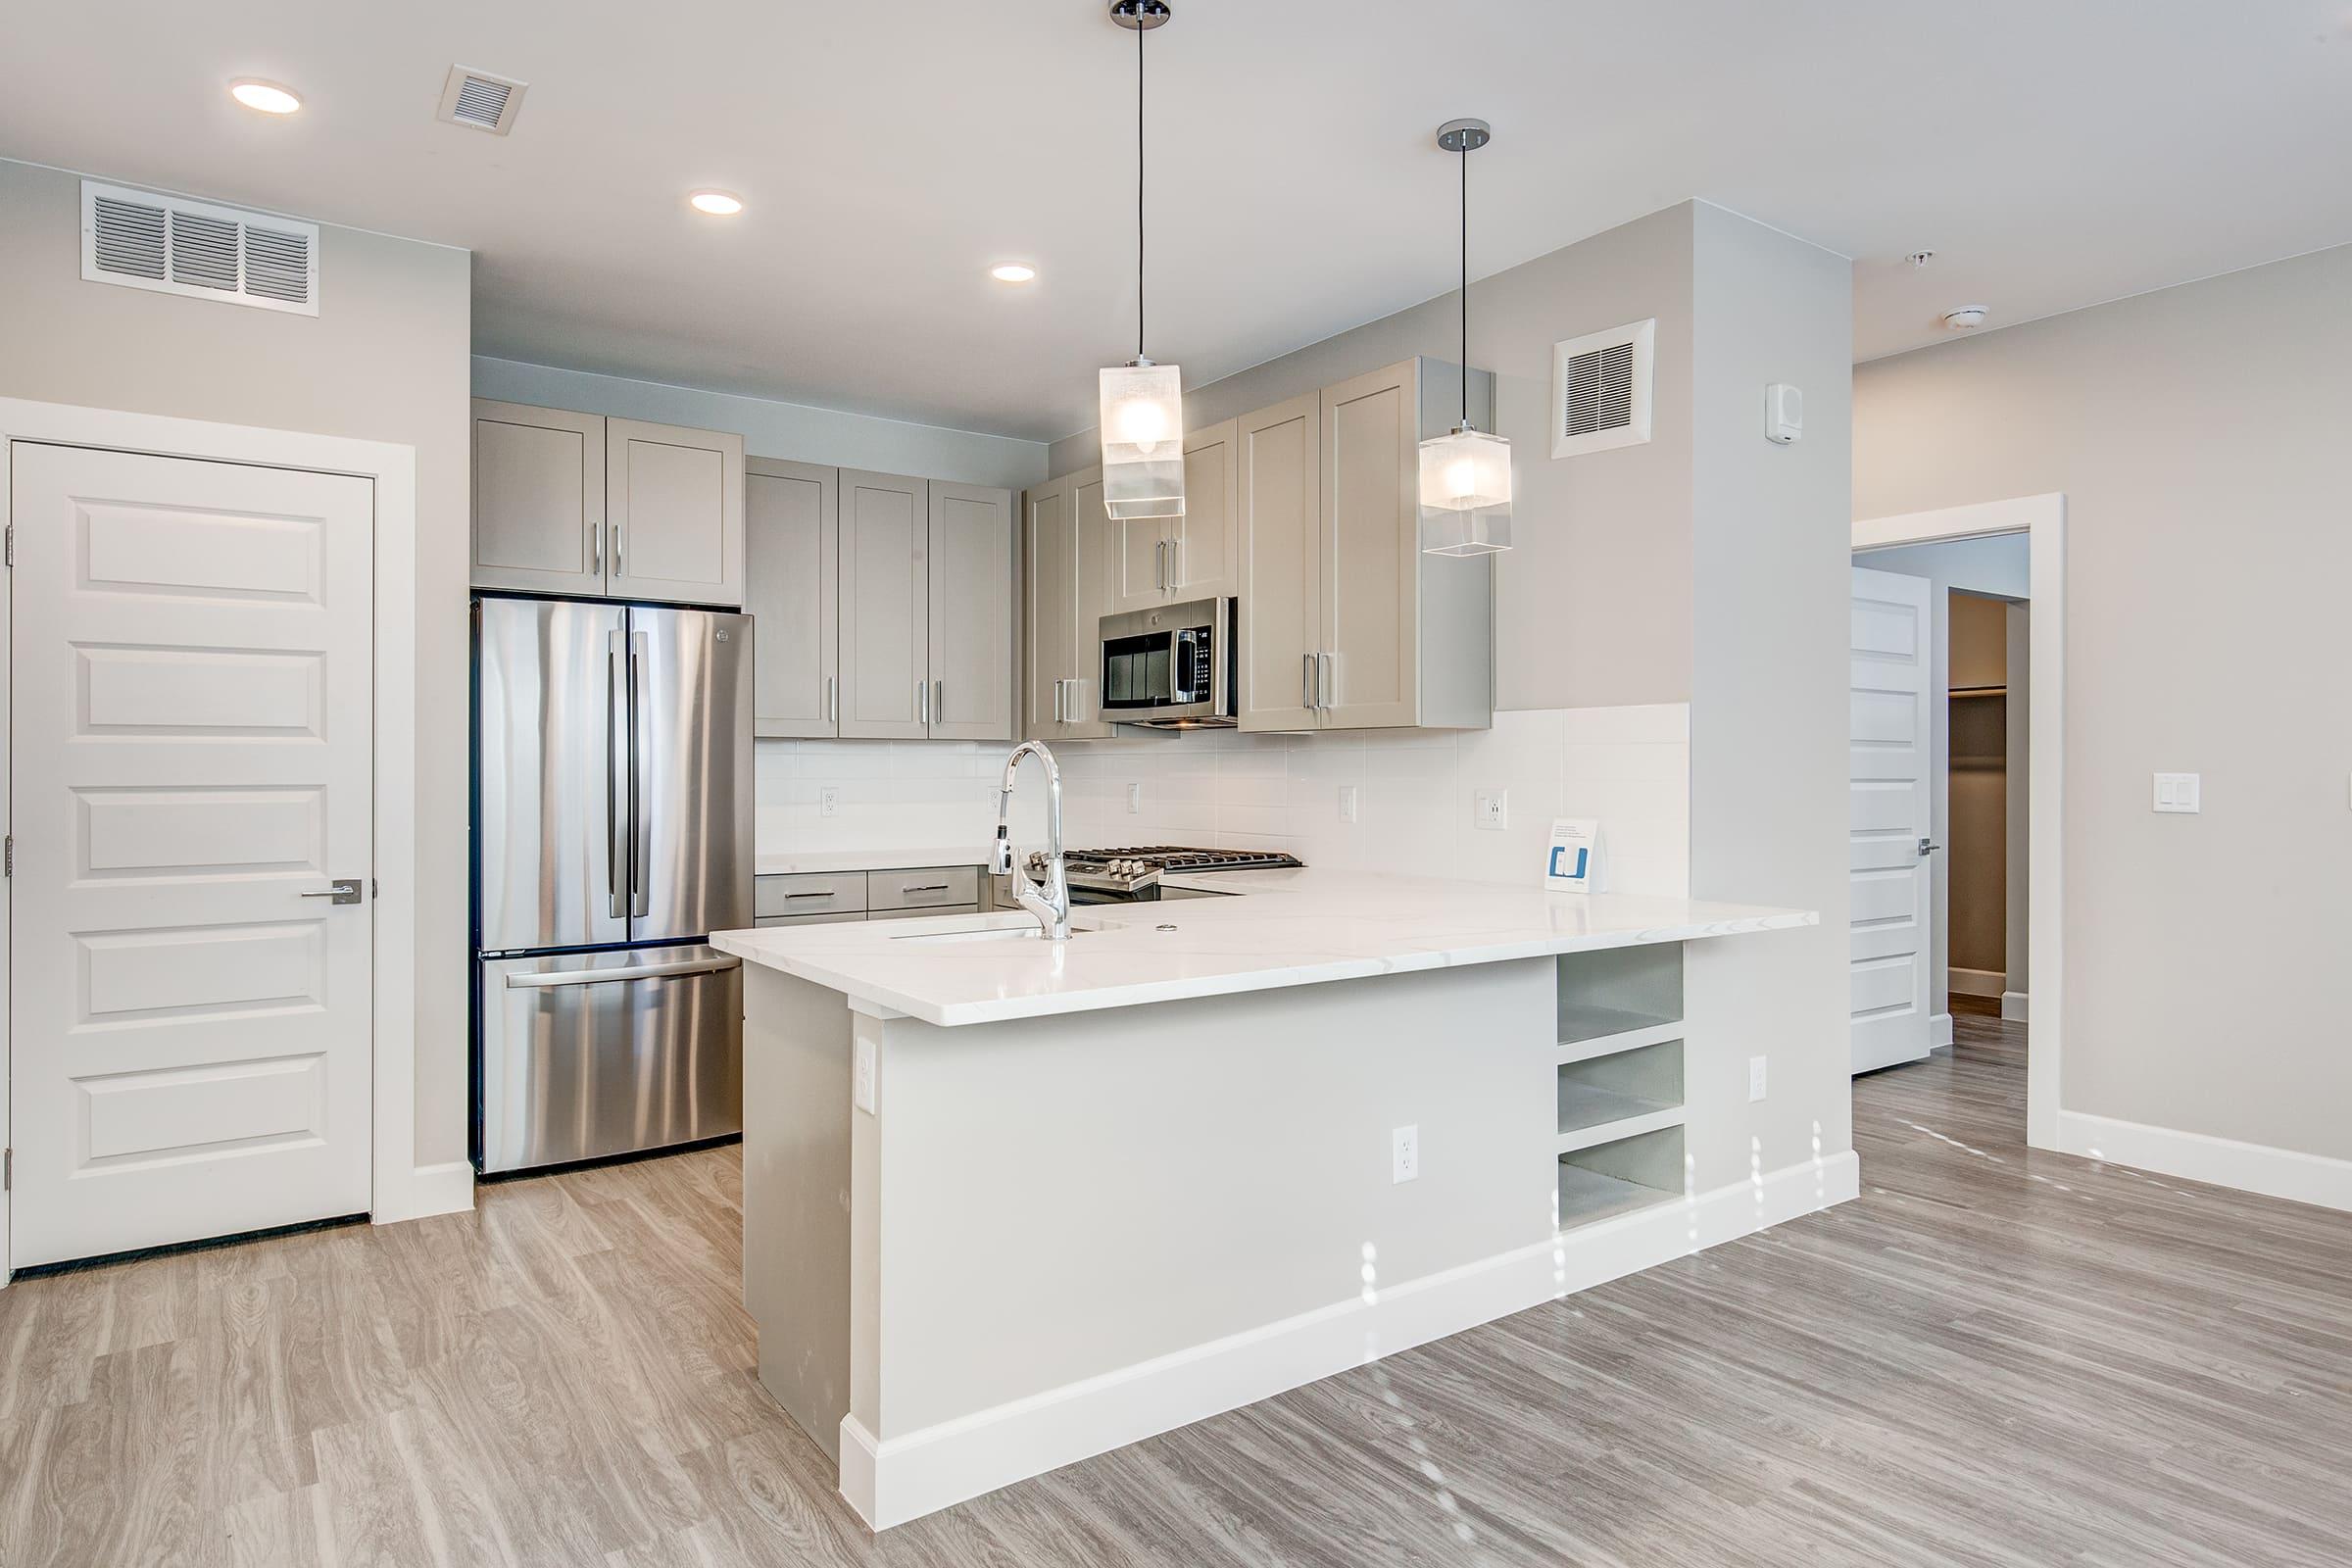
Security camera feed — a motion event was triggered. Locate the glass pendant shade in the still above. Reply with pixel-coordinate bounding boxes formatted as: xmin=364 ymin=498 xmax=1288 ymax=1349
xmin=1099 ymin=362 xmax=1187 ymax=519
xmin=1418 ymin=426 xmax=1513 ymax=555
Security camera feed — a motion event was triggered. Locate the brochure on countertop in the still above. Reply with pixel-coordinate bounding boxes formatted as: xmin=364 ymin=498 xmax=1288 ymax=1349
xmin=1544 ymin=818 xmax=1601 ymax=894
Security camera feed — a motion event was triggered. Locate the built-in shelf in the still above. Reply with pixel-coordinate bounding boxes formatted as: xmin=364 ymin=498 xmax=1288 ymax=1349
xmin=1557 ymin=1123 xmax=1687 ymax=1230
xmin=1555 ymin=1086 xmax=1685 ymax=1152
xmin=1556 ymin=944 xmax=1683 ymax=1047
xmin=1555 ymin=1007 xmax=1680 ymax=1054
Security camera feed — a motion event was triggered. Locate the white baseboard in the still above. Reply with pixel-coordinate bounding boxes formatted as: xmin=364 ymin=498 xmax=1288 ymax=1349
xmin=839 ymin=1150 xmax=1861 ymax=1532
xmin=1931 ymin=1012 xmax=1954 ymax=1050
xmin=373 ymin=1160 xmax=475 ymax=1225
xmin=2000 ymin=990 xmax=2029 ymax=1022
xmin=2059 ymin=1111 xmax=2352 ymax=1215
xmin=1949 ymin=967 xmax=2005 ymax=999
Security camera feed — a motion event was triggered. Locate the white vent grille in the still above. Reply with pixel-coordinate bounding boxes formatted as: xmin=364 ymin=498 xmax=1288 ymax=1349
xmin=437 ymin=66 xmax=527 ymax=134
xmin=1551 ymin=318 xmax=1655 ymax=459
xmin=80 ymin=181 xmax=319 ymax=316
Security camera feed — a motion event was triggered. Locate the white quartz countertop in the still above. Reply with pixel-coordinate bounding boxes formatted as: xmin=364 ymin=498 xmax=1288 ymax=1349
xmin=710 ymin=867 xmax=1816 ymax=1027
xmin=757 ymin=847 xmax=990 ymax=875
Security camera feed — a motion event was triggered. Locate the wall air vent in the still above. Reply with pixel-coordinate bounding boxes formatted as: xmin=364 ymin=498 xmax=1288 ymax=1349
xmin=437 ymin=66 xmax=527 ymax=134
xmin=1551 ymin=318 xmax=1655 ymax=459
xmin=80 ymin=181 xmax=319 ymax=316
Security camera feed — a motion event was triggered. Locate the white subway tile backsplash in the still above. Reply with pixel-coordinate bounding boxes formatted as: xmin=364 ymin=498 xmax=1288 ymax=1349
xmin=756 ymin=705 xmax=1690 ymax=895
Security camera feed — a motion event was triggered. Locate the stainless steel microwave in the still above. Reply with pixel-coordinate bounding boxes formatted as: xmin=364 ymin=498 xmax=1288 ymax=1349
xmin=1099 ymin=596 xmax=1236 ymax=727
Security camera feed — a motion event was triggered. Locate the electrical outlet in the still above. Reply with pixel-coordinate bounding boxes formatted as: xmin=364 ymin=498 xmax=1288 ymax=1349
xmin=853 ymin=1036 xmax=877 ymax=1115
xmin=1391 ymin=1124 xmax=1419 ymax=1184
xmin=1338 ymin=785 xmax=1358 ymax=823
xmin=818 ymin=786 xmax=840 ymax=818
xmin=1473 ymin=789 xmax=1508 ymax=831
xmin=1126 ymin=782 xmax=1143 ymax=814
xmin=1748 ymin=1055 xmax=1768 ymax=1102
xmin=2152 ymin=772 xmax=2200 ymax=813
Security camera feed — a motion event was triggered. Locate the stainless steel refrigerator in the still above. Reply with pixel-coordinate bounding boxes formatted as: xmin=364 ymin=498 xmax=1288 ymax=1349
xmin=472 ymin=596 xmax=754 ymax=1173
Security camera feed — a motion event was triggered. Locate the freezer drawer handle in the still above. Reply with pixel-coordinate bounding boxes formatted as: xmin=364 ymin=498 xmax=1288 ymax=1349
xmin=504 ymin=954 xmax=742 ymax=990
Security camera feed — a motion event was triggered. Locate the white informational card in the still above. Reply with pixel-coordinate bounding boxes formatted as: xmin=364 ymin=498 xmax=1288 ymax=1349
xmin=1544 ymin=818 xmax=1601 ymax=894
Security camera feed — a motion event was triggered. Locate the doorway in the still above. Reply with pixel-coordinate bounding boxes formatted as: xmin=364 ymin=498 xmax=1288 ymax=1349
xmin=1851 ymin=495 xmax=2065 ymax=1152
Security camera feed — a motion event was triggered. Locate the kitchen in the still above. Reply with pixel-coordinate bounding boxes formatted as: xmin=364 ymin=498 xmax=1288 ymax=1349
xmin=7 ymin=4 xmax=2348 ymax=1565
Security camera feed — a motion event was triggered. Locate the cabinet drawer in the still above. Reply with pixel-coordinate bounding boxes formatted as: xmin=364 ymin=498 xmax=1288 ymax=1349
xmin=865 ymin=866 xmax=980 ymax=912
xmin=755 ymin=910 xmax=865 ymax=928
xmin=755 ymin=873 xmax=865 ymax=918
xmin=865 ymin=902 xmax=982 ymax=923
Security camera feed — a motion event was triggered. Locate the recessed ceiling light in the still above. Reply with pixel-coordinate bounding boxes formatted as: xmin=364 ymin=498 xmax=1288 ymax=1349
xmin=990 ymin=263 xmax=1038 ymax=283
xmin=229 ymin=78 xmax=303 ymax=116
xmin=689 ymin=189 xmax=744 ymax=217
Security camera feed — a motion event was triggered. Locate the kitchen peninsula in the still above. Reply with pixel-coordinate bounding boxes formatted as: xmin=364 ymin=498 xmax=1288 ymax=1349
xmin=711 ymin=867 xmax=1831 ymax=1530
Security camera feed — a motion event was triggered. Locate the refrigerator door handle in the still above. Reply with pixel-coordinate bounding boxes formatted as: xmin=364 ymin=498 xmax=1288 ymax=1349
xmin=608 ymin=629 xmax=629 ymax=919
xmin=504 ymin=954 xmax=741 ymax=990
xmin=629 ymin=629 xmax=653 ymax=919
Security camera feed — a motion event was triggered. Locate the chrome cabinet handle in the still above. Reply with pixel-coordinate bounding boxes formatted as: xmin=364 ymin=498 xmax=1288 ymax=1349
xmin=934 ymin=679 xmax=945 ymax=723
xmin=611 ymin=523 xmax=623 ymax=577
xmin=1318 ymin=651 xmax=1335 ymax=710
xmin=1167 ymin=533 xmax=1182 ymax=592
xmin=827 ymin=673 xmax=838 ymax=724
xmin=1302 ymin=653 xmax=1314 ymax=710
xmin=1155 ymin=539 xmax=1167 ymax=590
xmin=298 ymin=879 xmax=363 ymax=905
xmin=784 ymin=890 xmax=837 ymax=901
xmin=901 ymin=882 xmax=951 ymax=894
xmin=589 ymin=519 xmax=602 ymax=576
xmin=918 ymin=679 xmax=930 ymax=726
xmin=1055 ymin=678 xmax=1068 ymax=724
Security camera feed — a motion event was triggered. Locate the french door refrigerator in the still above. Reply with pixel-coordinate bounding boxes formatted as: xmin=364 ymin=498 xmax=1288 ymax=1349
xmin=472 ymin=595 xmax=754 ymax=1173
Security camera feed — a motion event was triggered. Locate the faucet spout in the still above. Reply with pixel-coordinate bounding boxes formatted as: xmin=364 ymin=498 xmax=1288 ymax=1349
xmin=997 ymin=740 xmax=1070 ymax=941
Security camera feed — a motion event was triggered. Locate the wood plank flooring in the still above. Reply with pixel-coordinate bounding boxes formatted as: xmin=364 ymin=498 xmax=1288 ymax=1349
xmin=6 ymin=1012 xmax=2351 ymax=1566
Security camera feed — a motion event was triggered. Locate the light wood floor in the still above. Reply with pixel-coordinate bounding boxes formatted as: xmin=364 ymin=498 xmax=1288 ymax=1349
xmin=7 ymin=1013 xmax=2351 ymax=1567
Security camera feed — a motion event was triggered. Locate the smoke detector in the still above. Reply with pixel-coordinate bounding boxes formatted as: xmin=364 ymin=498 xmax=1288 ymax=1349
xmin=1941 ymin=306 xmax=1990 ymax=331
xmin=436 ymin=66 xmax=527 ymax=134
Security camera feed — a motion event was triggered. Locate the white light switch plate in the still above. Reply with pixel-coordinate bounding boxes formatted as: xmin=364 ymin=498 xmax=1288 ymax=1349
xmin=1473 ymin=789 xmax=1508 ymax=831
xmin=1748 ymin=1055 xmax=1768 ymax=1102
xmin=2152 ymin=772 xmax=2200 ymax=813
xmin=1126 ymin=783 xmax=1143 ymax=814
xmin=1391 ymin=1125 xmax=1419 ymax=1183
xmin=1338 ymin=785 xmax=1358 ymax=823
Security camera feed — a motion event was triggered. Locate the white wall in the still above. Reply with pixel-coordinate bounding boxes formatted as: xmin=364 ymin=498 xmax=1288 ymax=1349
xmin=473 ymin=357 xmax=1047 ymax=490
xmin=1855 ymin=240 xmax=2352 ymax=1169
xmin=0 ymin=158 xmax=474 ymax=1170
xmin=1850 ymin=532 xmax=2032 ymax=1017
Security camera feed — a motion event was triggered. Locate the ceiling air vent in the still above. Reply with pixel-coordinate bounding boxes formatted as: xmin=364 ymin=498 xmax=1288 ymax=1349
xmin=1551 ymin=318 xmax=1655 ymax=459
xmin=80 ymin=181 xmax=319 ymax=316
xmin=437 ymin=66 xmax=527 ymax=134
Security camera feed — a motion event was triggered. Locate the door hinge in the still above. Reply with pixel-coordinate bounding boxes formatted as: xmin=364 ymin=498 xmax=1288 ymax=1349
xmin=3 ymin=1148 xmax=11 ymax=1192
xmin=4 ymin=836 xmax=12 ymax=876
xmin=4 ymin=525 xmax=14 ymax=566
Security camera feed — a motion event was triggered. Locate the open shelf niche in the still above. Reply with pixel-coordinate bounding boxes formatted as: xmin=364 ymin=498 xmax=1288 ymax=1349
xmin=1558 ymin=1124 xmax=1688 ymax=1229
xmin=1556 ymin=1038 xmax=1685 ymax=1150
xmin=1556 ymin=942 xmax=1683 ymax=1048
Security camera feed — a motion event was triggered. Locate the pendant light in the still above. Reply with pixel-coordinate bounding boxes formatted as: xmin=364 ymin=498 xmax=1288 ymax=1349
xmin=1420 ymin=117 xmax=1512 ymax=557
xmin=1099 ymin=0 xmax=1185 ymax=521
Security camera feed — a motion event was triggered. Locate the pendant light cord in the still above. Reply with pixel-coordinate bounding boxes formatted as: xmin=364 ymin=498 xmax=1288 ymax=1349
xmin=1459 ymin=140 xmax=1469 ymax=427
xmin=1136 ymin=15 xmax=1147 ymax=363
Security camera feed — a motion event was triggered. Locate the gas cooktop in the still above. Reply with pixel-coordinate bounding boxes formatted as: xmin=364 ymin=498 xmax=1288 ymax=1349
xmin=1026 ymin=846 xmax=1305 ymax=902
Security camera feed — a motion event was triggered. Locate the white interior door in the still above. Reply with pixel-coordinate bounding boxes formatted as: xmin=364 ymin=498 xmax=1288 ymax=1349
xmin=8 ymin=443 xmax=374 ymax=1268
xmin=1849 ymin=566 xmax=1935 ymax=1073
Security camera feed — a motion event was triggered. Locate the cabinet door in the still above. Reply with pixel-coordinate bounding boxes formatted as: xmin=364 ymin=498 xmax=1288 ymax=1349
xmin=1103 ymin=511 xmax=1172 ymax=615
xmin=1170 ymin=418 xmax=1240 ymax=603
xmin=1236 ymin=393 xmax=1322 ymax=731
xmin=1320 ymin=362 xmax=1421 ymax=730
xmin=839 ymin=469 xmax=929 ymax=738
xmin=1023 ymin=479 xmax=1072 ymax=741
xmin=1062 ymin=473 xmax=1114 ymax=738
xmin=746 ymin=460 xmax=838 ymax=738
xmin=926 ymin=482 xmax=1014 ymax=740
xmin=471 ymin=400 xmax=607 ymax=595
xmin=606 ymin=417 xmax=746 ymax=607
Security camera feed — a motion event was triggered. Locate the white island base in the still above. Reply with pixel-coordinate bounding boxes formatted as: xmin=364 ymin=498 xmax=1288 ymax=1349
xmin=723 ymin=876 xmax=1840 ymax=1530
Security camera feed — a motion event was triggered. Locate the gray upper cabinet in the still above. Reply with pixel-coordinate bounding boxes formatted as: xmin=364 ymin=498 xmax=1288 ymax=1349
xmin=839 ymin=469 xmax=930 ymax=739
xmin=1237 ymin=358 xmax=1493 ymax=734
xmin=1171 ymin=417 xmax=1241 ymax=603
xmin=470 ymin=400 xmax=607 ymax=596
xmin=925 ymin=482 xmax=1015 ymax=741
xmin=470 ymin=401 xmax=744 ymax=607
xmin=605 ymin=417 xmax=746 ymax=608
xmin=1022 ymin=469 xmax=1111 ymax=741
xmin=746 ymin=459 xmax=839 ymax=738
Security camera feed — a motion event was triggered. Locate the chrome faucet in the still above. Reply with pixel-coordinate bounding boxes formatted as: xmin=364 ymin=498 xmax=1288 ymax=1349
xmin=993 ymin=739 xmax=1070 ymax=941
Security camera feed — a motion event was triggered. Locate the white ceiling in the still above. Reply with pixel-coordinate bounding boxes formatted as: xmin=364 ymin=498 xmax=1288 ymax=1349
xmin=6 ymin=3 xmax=2350 ymax=443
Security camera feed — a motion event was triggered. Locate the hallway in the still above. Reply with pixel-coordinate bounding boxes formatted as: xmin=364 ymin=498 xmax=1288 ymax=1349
xmin=4 ymin=1010 xmax=2349 ymax=1566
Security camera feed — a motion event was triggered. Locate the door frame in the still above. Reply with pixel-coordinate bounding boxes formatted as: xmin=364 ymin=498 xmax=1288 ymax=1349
xmin=1853 ymin=493 xmax=2064 ymax=1152
xmin=0 ymin=398 xmax=431 ymax=1288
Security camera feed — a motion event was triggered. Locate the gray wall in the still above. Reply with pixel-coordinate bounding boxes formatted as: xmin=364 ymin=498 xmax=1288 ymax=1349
xmin=1855 ymin=240 xmax=2352 ymax=1162
xmin=1050 ymin=203 xmax=1698 ymax=713
xmin=474 ymin=358 xmax=1048 ymax=491
xmin=1851 ymin=531 xmax=2032 ymax=1019
xmin=1684 ymin=200 xmax=1855 ymax=1180
xmin=0 ymin=157 xmax=474 ymax=1167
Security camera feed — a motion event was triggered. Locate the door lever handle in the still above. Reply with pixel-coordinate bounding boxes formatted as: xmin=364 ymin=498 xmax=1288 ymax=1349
xmin=299 ymin=879 xmax=364 ymax=905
